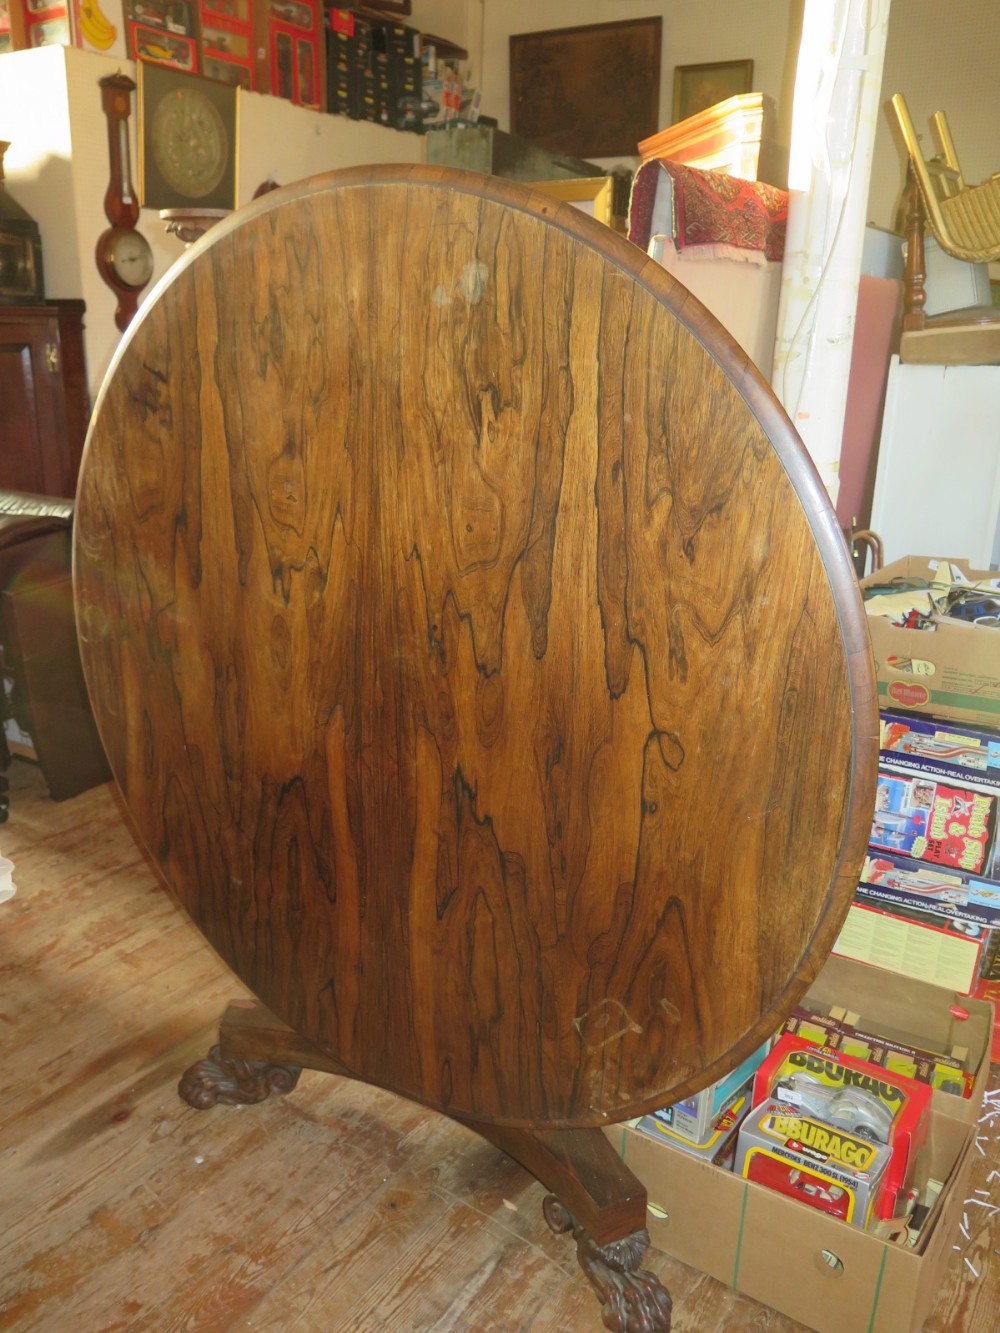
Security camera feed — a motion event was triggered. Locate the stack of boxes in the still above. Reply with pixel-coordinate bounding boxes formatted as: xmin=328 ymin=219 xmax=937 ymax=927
xmin=602 ymin=556 xmax=1000 ymax=1329
xmin=842 ymin=710 xmax=1000 ymax=1024
xmin=325 ymin=7 xmax=477 ymax=133
xmin=850 ymin=553 xmax=1000 ymax=1053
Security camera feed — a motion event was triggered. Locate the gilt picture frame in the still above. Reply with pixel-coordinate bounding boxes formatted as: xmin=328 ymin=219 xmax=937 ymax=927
xmin=525 ymin=176 xmax=615 ymax=228
xmin=672 ymin=59 xmax=754 ymax=124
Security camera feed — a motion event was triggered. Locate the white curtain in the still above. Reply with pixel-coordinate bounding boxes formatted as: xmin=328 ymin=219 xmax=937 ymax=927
xmin=771 ymin=0 xmax=892 ymax=505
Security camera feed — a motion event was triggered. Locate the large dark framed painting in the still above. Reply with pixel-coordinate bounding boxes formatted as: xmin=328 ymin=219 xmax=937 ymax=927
xmin=510 ymin=17 xmax=662 ymax=159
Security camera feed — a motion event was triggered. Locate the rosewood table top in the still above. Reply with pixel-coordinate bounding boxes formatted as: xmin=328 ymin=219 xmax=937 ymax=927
xmin=74 ymin=165 xmax=878 ymax=1131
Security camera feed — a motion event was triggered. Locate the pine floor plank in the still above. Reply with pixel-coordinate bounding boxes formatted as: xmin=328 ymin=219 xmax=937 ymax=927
xmin=1 ymin=759 xmax=998 ymax=1333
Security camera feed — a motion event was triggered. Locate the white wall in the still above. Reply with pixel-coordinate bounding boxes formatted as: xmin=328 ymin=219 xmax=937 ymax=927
xmin=421 ymin=1 xmax=1000 ymax=234
xmin=2 ymin=4 xmax=998 ymax=400
xmin=0 ymin=45 xmax=423 ymax=401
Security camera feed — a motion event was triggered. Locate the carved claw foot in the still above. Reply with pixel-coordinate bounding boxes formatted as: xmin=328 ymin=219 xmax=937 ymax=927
xmin=178 ymin=1044 xmax=302 ymax=1110
xmin=543 ymin=1195 xmax=672 ymax=1333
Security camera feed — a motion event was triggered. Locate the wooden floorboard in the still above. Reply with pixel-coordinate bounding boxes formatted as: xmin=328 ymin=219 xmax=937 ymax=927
xmin=0 ymin=760 xmax=997 ymax=1332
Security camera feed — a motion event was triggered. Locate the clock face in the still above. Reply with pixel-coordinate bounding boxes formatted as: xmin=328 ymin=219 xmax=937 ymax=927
xmin=108 ymin=228 xmax=155 ymax=289
xmin=151 ymin=87 xmax=228 ymax=200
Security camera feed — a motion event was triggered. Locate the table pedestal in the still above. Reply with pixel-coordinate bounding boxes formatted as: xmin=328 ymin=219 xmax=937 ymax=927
xmin=181 ymin=1001 xmax=672 ymax=1333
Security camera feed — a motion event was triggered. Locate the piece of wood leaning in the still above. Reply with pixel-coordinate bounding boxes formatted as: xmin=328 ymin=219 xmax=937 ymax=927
xmin=73 ymin=164 xmax=879 ymax=1332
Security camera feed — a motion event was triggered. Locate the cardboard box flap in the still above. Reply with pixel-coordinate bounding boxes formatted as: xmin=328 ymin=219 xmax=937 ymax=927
xmin=804 ymin=954 xmax=991 ymax=1117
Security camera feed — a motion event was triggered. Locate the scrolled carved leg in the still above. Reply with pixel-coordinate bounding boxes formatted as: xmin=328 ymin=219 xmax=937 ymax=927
xmin=178 ymin=1043 xmax=302 ymax=1110
xmin=543 ymin=1195 xmax=671 ymax=1333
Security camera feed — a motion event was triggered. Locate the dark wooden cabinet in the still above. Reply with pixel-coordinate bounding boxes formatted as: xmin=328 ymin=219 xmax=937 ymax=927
xmin=0 ymin=300 xmax=90 ymax=499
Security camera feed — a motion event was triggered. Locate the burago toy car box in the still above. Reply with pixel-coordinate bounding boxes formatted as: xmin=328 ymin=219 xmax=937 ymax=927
xmin=753 ymin=1034 xmax=932 ymax=1219
xmin=871 ymin=765 xmax=997 ymax=877
xmin=636 ymin=1082 xmax=753 ymax=1166
xmin=880 ymin=709 xmax=1000 ymax=780
xmin=734 ymin=1099 xmax=894 ymax=1229
xmin=781 ymin=1004 xmax=974 ymax=1097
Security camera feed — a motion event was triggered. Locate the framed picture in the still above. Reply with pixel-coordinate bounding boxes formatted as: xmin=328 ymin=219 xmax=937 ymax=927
xmin=672 ymin=59 xmax=753 ymax=124
xmin=69 ymin=0 xmax=128 ymax=59
xmin=510 ymin=18 xmax=661 ymax=159
xmin=138 ymin=62 xmax=238 ymax=211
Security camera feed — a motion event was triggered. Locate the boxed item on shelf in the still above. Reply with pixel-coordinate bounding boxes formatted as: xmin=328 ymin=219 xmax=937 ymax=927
xmin=734 ymin=1098 xmax=895 ymax=1229
xmin=861 ymin=557 xmax=1000 ymax=730
xmin=857 ymin=848 xmax=1000 ymax=930
xmin=604 ymin=954 xmax=993 ymax=1333
xmin=833 ymin=901 xmax=986 ymax=994
xmin=880 ymin=709 xmax=1000 ymax=780
xmin=872 ymin=762 xmax=998 ymax=878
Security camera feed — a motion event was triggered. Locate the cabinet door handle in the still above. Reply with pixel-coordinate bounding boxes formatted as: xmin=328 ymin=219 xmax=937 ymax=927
xmin=45 ymin=341 xmax=60 ymax=373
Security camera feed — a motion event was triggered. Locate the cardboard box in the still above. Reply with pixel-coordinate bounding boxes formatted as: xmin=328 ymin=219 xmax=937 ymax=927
xmin=605 ymin=955 xmax=993 ymax=1333
xmin=861 ymin=557 xmax=1000 ymax=730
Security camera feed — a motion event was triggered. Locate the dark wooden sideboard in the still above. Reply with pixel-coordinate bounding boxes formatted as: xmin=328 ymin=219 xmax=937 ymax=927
xmin=0 ymin=301 xmax=90 ymax=498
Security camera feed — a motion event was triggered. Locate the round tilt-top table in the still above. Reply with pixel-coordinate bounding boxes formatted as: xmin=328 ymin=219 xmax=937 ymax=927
xmin=74 ymin=165 xmax=878 ymax=1332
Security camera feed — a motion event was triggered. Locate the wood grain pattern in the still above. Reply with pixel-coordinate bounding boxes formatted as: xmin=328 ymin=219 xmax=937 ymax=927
xmin=74 ymin=164 xmax=877 ymax=1130
xmin=1 ymin=762 xmax=998 ymax=1333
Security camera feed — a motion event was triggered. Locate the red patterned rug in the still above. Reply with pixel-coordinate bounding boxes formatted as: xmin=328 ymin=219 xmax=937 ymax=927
xmin=628 ymin=159 xmax=788 ymax=262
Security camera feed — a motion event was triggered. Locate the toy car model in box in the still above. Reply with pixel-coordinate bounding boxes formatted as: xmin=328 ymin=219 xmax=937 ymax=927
xmin=754 ymin=1035 xmax=932 ymax=1218
xmin=734 ymin=1098 xmax=894 ymax=1229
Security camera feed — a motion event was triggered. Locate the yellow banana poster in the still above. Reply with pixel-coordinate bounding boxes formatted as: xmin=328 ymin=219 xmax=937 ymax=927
xmin=70 ymin=0 xmax=127 ymax=57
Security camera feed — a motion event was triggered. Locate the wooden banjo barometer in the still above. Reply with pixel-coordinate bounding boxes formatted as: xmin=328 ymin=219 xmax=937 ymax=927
xmin=74 ymin=165 xmax=878 ymax=1332
xmin=96 ymin=73 xmax=154 ymax=333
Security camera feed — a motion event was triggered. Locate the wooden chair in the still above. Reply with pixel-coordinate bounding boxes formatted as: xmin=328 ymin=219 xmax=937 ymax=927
xmin=889 ymin=94 xmax=1000 ymax=364
xmin=0 ymin=490 xmax=111 ymax=815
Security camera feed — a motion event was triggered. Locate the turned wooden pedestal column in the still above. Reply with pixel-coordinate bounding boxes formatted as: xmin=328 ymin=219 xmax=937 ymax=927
xmin=74 ymin=165 xmax=878 ymax=1332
